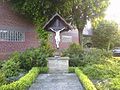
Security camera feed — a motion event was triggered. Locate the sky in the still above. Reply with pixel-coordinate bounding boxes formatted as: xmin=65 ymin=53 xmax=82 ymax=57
xmin=105 ymin=0 xmax=120 ymax=25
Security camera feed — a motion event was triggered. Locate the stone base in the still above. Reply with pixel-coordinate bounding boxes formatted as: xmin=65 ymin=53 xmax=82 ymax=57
xmin=47 ymin=57 xmax=69 ymax=73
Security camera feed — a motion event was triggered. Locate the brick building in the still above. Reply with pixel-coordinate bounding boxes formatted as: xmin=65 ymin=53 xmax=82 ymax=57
xmin=0 ymin=2 xmax=79 ymax=60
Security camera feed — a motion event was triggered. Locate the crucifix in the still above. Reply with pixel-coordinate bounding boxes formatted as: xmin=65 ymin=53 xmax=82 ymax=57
xmin=49 ymin=27 xmax=65 ymax=49
xmin=44 ymin=13 xmax=71 ymax=50
xmin=49 ymin=18 xmax=66 ymax=49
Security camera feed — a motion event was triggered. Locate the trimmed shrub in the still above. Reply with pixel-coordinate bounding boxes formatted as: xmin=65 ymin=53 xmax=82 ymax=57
xmin=75 ymin=67 xmax=97 ymax=90
xmin=39 ymin=67 xmax=48 ymax=73
xmin=0 ymin=67 xmax=40 ymax=90
xmin=69 ymin=67 xmax=75 ymax=73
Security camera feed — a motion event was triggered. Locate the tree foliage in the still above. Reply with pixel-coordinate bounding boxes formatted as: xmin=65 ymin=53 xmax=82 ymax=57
xmin=8 ymin=0 xmax=72 ymax=25
xmin=92 ymin=20 xmax=119 ymax=50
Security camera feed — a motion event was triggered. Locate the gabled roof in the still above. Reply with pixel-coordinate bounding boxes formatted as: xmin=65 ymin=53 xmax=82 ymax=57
xmin=44 ymin=13 xmax=71 ymax=31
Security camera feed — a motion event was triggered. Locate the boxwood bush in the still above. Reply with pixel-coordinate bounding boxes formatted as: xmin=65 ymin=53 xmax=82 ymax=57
xmin=69 ymin=67 xmax=76 ymax=73
xmin=39 ymin=67 xmax=48 ymax=73
xmin=0 ymin=67 xmax=42 ymax=90
xmin=75 ymin=67 xmax=97 ymax=90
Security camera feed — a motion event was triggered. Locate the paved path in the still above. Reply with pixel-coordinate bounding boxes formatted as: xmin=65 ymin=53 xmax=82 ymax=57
xmin=29 ymin=73 xmax=84 ymax=90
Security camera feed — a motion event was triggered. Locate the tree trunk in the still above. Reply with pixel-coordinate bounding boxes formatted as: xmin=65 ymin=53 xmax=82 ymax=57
xmin=78 ymin=29 xmax=83 ymax=48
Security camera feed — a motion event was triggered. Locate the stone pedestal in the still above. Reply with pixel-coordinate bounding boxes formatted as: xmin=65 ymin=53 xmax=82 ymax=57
xmin=47 ymin=57 xmax=69 ymax=73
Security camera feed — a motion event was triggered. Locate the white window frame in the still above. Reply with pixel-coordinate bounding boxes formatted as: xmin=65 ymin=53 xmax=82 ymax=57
xmin=0 ymin=30 xmax=25 ymax=42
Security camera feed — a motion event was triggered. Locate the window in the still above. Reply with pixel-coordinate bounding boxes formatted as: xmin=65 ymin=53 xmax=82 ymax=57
xmin=0 ymin=30 xmax=25 ymax=42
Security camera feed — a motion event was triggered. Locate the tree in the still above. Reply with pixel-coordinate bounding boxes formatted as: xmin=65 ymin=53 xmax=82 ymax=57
xmin=92 ymin=20 xmax=119 ymax=50
xmin=71 ymin=0 xmax=109 ymax=46
xmin=7 ymin=0 xmax=109 ymax=46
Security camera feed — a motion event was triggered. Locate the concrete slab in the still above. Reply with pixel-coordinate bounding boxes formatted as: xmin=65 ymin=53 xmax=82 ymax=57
xmin=29 ymin=73 xmax=84 ymax=90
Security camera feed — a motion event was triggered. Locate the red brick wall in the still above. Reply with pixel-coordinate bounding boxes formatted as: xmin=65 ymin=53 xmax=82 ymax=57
xmin=0 ymin=2 xmax=39 ymax=60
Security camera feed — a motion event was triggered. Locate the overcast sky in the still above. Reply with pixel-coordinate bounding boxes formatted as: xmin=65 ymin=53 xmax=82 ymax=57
xmin=105 ymin=0 xmax=120 ymax=25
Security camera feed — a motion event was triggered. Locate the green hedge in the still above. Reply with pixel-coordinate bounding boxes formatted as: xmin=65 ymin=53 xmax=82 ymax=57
xmin=75 ymin=67 xmax=97 ymax=90
xmin=0 ymin=67 xmax=43 ymax=90
xmin=39 ymin=67 xmax=48 ymax=73
xmin=69 ymin=67 xmax=76 ymax=73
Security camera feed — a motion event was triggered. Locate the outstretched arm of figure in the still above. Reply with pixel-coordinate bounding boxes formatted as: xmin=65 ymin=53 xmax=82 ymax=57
xmin=59 ymin=27 xmax=65 ymax=32
xmin=49 ymin=27 xmax=65 ymax=32
xmin=49 ymin=28 xmax=55 ymax=32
